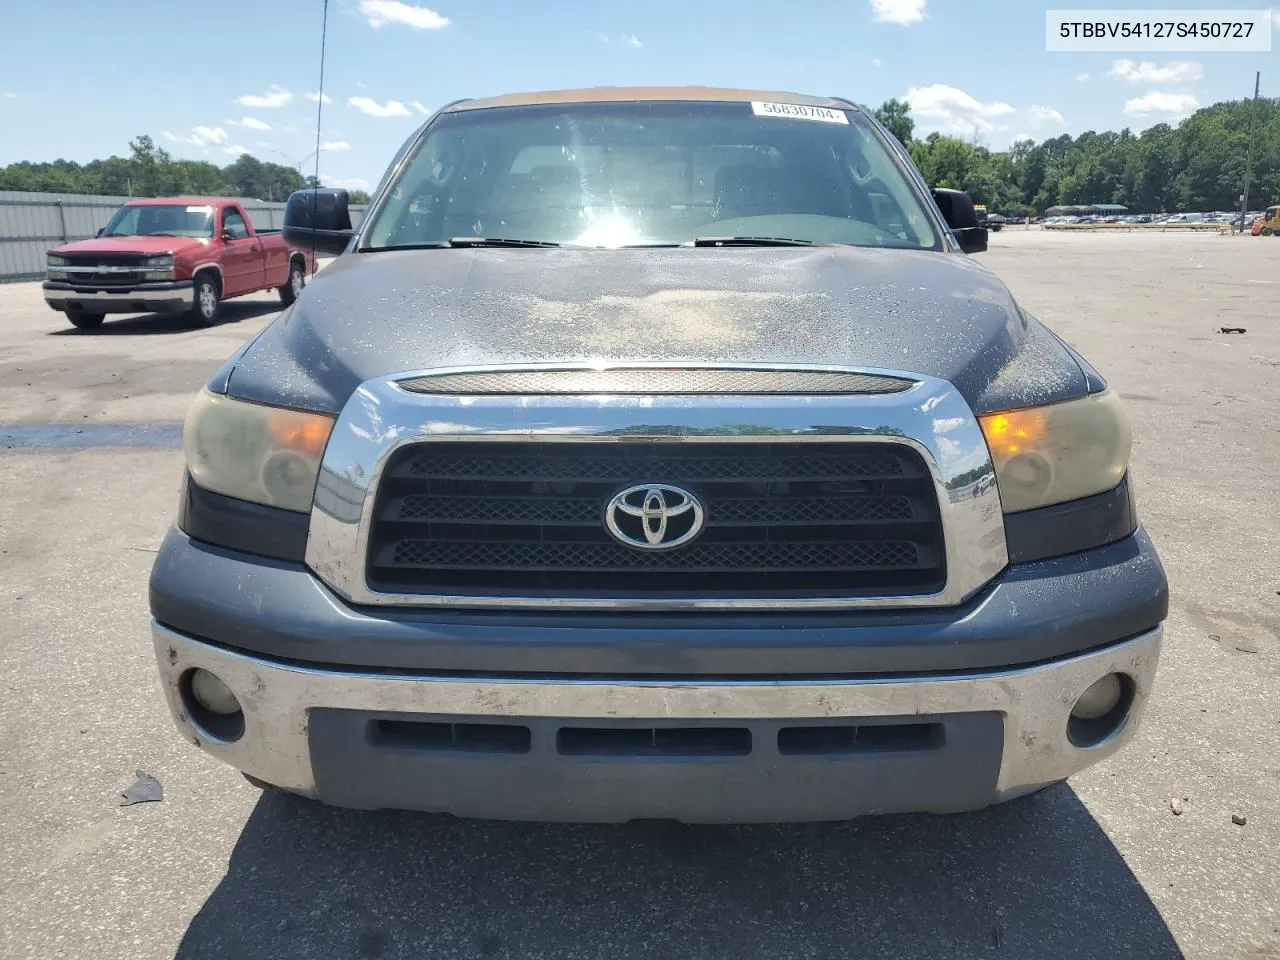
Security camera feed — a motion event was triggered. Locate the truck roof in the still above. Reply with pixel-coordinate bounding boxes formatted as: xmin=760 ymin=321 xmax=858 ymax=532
xmin=121 ymin=196 xmax=240 ymax=206
xmin=444 ymin=86 xmax=855 ymax=113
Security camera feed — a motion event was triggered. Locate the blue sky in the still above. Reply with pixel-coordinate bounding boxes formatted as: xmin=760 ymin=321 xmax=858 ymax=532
xmin=0 ymin=0 xmax=1274 ymax=190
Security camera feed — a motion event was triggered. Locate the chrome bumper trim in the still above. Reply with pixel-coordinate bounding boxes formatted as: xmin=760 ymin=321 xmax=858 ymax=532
xmin=304 ymin=363 xmax=1009 ymax=610
xmin=43 ymin=285 xmax=193 ymax=306
xmin=153 ymin=622 xmax=1161 ymax=803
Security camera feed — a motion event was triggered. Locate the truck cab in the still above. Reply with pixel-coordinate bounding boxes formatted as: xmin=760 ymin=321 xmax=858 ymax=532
xmin=1257 ymin=205 xmax=1280 ymax=236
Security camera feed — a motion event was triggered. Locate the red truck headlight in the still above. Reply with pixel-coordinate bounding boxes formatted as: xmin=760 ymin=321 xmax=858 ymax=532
xmin=141 ymin=255 xmax=175 ymax=281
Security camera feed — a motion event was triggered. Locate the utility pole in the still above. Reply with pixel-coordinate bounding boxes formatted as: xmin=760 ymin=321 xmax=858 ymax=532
xmin=1239 ymin=71 xmax=1260 ymax=232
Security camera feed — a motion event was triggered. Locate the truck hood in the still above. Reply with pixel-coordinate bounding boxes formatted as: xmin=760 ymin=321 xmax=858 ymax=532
xmin=221 ymin=246 xmax=1090 ymax=415
xmin=51 ymin=235 xmax=208 ymax=257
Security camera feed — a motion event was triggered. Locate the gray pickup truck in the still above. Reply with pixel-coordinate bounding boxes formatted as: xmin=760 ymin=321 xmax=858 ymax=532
xmin=150 ymin=87 xmax=1167 ymax=823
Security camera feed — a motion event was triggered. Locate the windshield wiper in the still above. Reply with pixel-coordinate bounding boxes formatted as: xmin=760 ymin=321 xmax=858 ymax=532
xmin=447 ymin=236 xmax=560 ymax=248
xmin=365 ymin=238 xmax=561 ymax=253
xmin=688 ymin=236 xmax=818 ymax=247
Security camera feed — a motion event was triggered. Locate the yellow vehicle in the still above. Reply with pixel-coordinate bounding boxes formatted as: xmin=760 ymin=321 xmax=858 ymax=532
xmin=1257 ymin=205 xmax=1280 ymax=236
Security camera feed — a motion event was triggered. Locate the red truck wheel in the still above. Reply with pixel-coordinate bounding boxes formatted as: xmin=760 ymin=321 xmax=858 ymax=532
xmin=65 ymin=310 xmax=104 ymax=330
xmin=279 ymin=259 xmax=306 ymax=306
xmin=191 ymin=275 xmax=221 ymax=327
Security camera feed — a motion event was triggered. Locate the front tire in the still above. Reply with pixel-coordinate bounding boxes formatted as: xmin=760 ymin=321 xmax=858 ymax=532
xmin=66 ymin=310 xmax=104 ymax=330
xmin=1262 ymin=227 xmax=1274 ymax=237
xmin=278 ymin=259 xmax=305 ymax=306
xmin=190 ymin=275 xmax=220 ymax=327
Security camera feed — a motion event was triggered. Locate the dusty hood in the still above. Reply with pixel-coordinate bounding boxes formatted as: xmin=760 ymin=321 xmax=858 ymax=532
xmin=220 ymin=245 xmax=1089 ymax=415
xmin=51 ymin=235 xmax=207 ymax=257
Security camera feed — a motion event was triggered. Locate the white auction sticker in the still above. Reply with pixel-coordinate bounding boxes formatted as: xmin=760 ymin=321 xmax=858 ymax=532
xmin=1046 ymin=9 xmax=1272 ymax=51
xmin=751 ymin=101 xmax=849 ymax=124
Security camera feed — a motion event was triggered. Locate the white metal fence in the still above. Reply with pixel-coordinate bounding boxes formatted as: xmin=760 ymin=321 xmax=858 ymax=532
xmin=0 ymin=190 xmax=367 ymax=282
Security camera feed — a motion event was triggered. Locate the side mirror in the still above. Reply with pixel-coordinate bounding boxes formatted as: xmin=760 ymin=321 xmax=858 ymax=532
xmin=221 ymin=231 xmax=236 ymax=243
xmin=931 ymin=188 xmax=988 ymax=254
xmin=284 ymin=188 xmax=354 ymax=256
xmin=95 ymin=227 xmax=104 ymax=237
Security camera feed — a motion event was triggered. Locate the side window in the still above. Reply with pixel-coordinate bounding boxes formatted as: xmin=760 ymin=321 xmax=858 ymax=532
xmin=223 ymin=209 xmax=249 ymax=239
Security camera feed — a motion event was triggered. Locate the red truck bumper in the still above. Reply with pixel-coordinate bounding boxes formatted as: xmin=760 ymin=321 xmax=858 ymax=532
xmin=43 ymin=281 xmax=194 ymax=314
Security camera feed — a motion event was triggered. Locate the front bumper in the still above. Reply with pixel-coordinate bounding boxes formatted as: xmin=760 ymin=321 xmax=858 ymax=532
xmin=43 ymin=280 xmax=193 ymax=314
xmin=153 ymin=622 xmax=1162 ymax=823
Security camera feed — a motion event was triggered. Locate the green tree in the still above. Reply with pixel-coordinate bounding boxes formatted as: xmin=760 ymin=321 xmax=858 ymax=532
xmin=872 ymin=98 xmax=915 ymax=145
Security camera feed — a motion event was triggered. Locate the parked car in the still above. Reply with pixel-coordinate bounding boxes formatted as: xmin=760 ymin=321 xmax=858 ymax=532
xmin=149 ymin=87 xmax=1167 ymax=823
xmin=43 ymin=197 xmax=315 ymax=330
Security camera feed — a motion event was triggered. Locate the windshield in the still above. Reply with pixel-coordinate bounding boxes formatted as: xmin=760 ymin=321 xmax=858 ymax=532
xmin=362 ymin=101 xmax=940 ymax=251
xmin=102 ymin=203 xmax=215 ymax=238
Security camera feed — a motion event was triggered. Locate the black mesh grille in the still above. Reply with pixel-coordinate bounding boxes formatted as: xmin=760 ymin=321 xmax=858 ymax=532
xmin=396 ymin=368 xmax=914 ymax=396
xmin=367 ymin=441 xmax=946 ymax=598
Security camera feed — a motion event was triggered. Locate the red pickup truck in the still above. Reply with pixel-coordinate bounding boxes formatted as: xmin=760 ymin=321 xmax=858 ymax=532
xmin=43 ymin=197 xmax=316 ymax=330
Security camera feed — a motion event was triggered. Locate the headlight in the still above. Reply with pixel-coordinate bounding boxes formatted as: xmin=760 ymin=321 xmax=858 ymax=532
xmin=47 ymin=254 xmax=70 ymax=267
xmin=978 ymin=390 xmax=1130 ymax=514
xmin=183 ymin=389 xmax=335 ymax=513
xmin=142 ymin=254 xmax=175 ymax=281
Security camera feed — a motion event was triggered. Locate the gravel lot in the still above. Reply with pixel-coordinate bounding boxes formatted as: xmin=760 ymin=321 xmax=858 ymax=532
xmin=1 ymin=229 xmax=1278 ymax=960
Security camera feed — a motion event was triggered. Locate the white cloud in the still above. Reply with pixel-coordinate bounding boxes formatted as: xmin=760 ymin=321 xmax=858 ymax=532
xmin=305 ymin=91 xmax=332 ymax=104
xmin=1123 ymin=91 xmax=1200 ymax=119
xmin=358 ymin=0 xmax=448 ymax=29
xmin=872 ymin=58 xmax=882 ymax=67
xmin=321 ymin=175 xmax=372 ymax=191
xmin=356 ymin=81 xmax=368 ymax=89
xmin=349 ymin=96 xmax=412 ymax=118
xmin=1 ymin=91 xmax=17 ymax=99
xmin=278 ymin=124 xmax=299 ymax=133
xmin=235 ymin=84 xmax=293 ymax=109
xmin=904 ymin=84 xmax=1015 ymax=136
xmin=320 ymin=140 xmax=352 ymax=151
xmin=1012 ymin=133 xmax=1035 ymax=143
xmin=597 ymin=32 xmax=610 ymax=43
xmin=411 ymin=101 xmax=430 ymax=115
xmin=870 ymin=0 xmax=926 ymax=25
xmin=623 ymin=34 xmax=642 ymax=48
xmin=222 ymin=144 xmax=250 ymax=156
xmin=164 ymin=125 xmax=230 ymax=148
xmin=241 ymin=116 xmax=271 ymax=131
xmin=1027 ymin=105 xmax=1066 ymax=127
xmin=1107 ymin=59 xmax=1204 ymax=84
xmin=1076 ymin=73 xmax=1090 ymax=82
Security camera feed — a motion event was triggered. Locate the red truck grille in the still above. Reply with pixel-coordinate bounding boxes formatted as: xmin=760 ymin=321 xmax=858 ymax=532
xmin=59 ymin=254 xmax=146 ymax=287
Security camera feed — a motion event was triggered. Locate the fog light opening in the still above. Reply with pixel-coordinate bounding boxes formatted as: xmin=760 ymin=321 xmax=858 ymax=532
xmin=1067 ymin=672 xmax=1135 ymax=748
xmin=180 ymin=668 xmax=246 ymax=742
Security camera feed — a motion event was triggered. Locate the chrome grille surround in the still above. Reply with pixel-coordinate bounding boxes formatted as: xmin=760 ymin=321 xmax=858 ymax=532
xmin=396 ymin=367 xmax=914 ymax=396
xmin=305 ymin=362 xmax=1008 ymax=610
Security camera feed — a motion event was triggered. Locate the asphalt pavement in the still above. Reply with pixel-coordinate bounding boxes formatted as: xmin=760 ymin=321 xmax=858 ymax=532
xmin=1 ymin=230 xmax=1277 ymax=960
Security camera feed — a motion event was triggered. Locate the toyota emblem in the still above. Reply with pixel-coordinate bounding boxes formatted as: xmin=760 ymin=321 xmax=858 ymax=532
xmin=604 ymin=483 xmax=705 ymax=551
